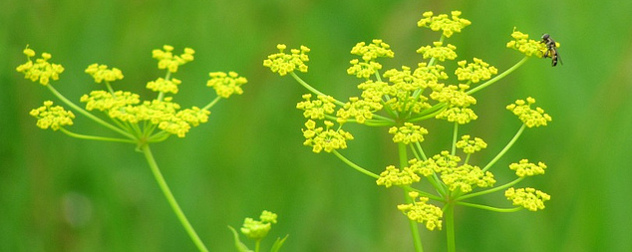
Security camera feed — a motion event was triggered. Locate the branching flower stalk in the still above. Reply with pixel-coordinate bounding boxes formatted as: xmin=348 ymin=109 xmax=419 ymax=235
xmin=264 ymin=11 xmax=555 ymax=252
xmin=17 ymin=45 xmax=249 ymax=252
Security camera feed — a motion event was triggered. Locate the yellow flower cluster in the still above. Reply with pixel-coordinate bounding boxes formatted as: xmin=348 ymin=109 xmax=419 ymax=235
xmin=388 ymin=122 xmax=429 ymax=144
xmin=416 ymin=42 xmax=457 ymax=61
xmin=16 ymin=47 xmax=65 ymax=86
xmin=431 ymin=84 xmax=478 ymax=124
xmin=206 ymin=71 xmax=248 ymax=98
xmin=509 ymin=159 xmax=547 ymax=177
xmin=440 ymin=164 xmax=495 ymax=193
xmin=80 ymin=90 xmax=140 ymax=111
xmin=347 ymin=59 xmax=383 ymax=79
xmin=151 ymin=45 xmax=195 ymax=73
xmin=85 ymin=64 xmax=124 ymax=84
xmin=506 ymin=97 xmax=552 ymax=128
xmin=263 ymin=44 xmax=310 ymax=76
xmin=146 ymin=77 xmax=182 ymax=94
xmin=302 ymin=120 xmax=354 ymax=153
xmin=417 ymin=11 xmax=471 ymax=38
xmin=455 ymin=135 xmax=487 ymax=154
xmin=350 ymin=39 xmax=395 ymax=61
xmin=296 ymin=94 xmax=336 ymax=120
xmin=506 ymin=29 xmax=547 ymax=57
xmin=397 ymin=191 xmax=443 ymax=231
xmin=29 ymin=101 xmax=75 ymax=130
xmin=336 ymin=97 xmax=382 ymax=124
xmin=240 ymin=210 xmax=278 ymax=240
xmin=505 ymin=187 xmax=550 ymax=211
xmin=376 ymin=165 xmax=421 ymax=188
xmin=455 ymin=58 xmax=498 ymax=83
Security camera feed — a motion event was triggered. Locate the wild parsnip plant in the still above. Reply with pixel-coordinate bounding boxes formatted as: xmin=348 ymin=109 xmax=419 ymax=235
xmin=16 ymin=45 xmax=248 ymax=252
xmin=264 ymin=11 xmax=554 ymax=252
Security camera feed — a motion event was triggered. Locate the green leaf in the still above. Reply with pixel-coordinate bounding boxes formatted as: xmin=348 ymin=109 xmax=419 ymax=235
xmin=228 ymin=225 xmax=253 ymax=252
xmin=269 ymin=234 xmax=289 ymax=252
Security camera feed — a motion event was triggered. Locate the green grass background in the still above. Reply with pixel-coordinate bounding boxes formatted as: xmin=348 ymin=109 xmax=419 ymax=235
xmin=2 ymin=0 xmax=631 ymax=251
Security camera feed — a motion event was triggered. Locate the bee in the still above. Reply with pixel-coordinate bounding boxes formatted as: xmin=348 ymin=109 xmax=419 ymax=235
xmin=541 ymin=33 xmax=562 ymax=66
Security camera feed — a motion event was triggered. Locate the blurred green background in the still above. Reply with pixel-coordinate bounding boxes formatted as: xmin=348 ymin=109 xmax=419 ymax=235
xmin=2 ymin=0 xmax=631 ymax=251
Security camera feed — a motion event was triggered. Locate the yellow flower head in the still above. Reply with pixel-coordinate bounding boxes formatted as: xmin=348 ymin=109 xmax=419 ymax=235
xmin=301 ymin=120 xmax=354 ymax=153
xmin=336 ymin=97 xmax=382 ymax=124
xmin=455 ymin=135 xmax=487 ymax=154
xmin=417 ymin=41 xmax=458 ymax=61
xmin=146 ymin=77 xmax=182 ymax=94
xmin=350 ymin=39 xmax=395 ymax=62
xmin=431 ymin=84 xmax=478 ymax=124
xmin=206 ymin=71 xmax=248 ymax=98
xmin=417 ymin=11 xmax=471 ymax=38
xmin=152 ymin=45 xmax=195 ymax=73
xmin=80 ymin=90 xmax=140 ymax=111
xmin=506 ymin=28 xmax=548 ymax=57
xmin=397 ymin=191 xmax=443 ymax=231
xmin=505 ymin=187 xmax=551 ymax=211
xmin=29 ymin=101 xmax=75 ymax=130
xmin=509 ymin=159 xmax=547 ymax=177
xmin=263 ymin=44 xmax=310 ymax=76
xmin=16 ymin=47 xmax=65 ymax=86
xmin=388 ymin=122 xmax=429 ymax=144
xmin=85 ymin=63 xmax=124 ymax=84
xmin=455 ymin=58 xmax=498 ymax=83
xmin=440 ymin=164 xmax=495 ymax=193
xmin=347 ymin=59 xmax=383 ymax=79
xmin=506 ymin=97 xmax=552 ymax=128
xmin=376 ymin=165 xmax=421 ymax=188
xmin=296 ymin=94 xmax=336 ymax=120
xmin=240 ymin=210 xmax=277 ymax=240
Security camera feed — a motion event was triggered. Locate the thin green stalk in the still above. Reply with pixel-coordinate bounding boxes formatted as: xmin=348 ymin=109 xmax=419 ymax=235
xmin=456 ymin=177 xmax=523 ymax=201
xmin=202 ymin=96 xmax=222 ymax=111
xmin=332 ymin=150 xmax=379 ymax=179
xmin=141 ymin=144 xmax=209 ymax=252
xmin=444 ymin=203 xmax=456 ymax=252
xmin=47 ymin=85 xmax=134 ymax=139
xmin=456 ymin=202 xmax=522 ymax=212
xmin=399 ymin=143 xmax=424 ymax=252
xmin=482 ymin=124 xmax=525 ymax=172
xmin=451 ymin=122 xmax=458 ymax=155
xmin=290 ymin=72 xmax=346 ymax=106
xmin=59 ymin=128 xmax=135 ymax=143
xmin=467 ymin=56 xmax=529 ymax=95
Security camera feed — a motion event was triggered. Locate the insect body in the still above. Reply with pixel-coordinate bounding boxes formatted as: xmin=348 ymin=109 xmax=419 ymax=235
xmin=541 ymin=34 xmax=562 ymax=66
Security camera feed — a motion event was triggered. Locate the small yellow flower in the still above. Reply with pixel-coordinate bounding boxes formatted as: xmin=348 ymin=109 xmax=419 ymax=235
xmin=301 ymin=120 xmax=354 ymax=153
xmin=506 ymin=28 xmax=548 ymax=57
xmin=431 ymin=84 xmax=478 ymax=124
xmin=80 ymin=90 xmax=140 ymax=111
xmin=347 ymin=59 xmax=383 ymax=79
xmin=398 ymin=191 xmax=443 ymax=231
xmin=509 ymin=159 xmax=547 ymax=177
xmin=350 ymin=39 xmax=395 ymax=62
xmin=454 ymin=58 xmax=498 ymax=83
xmin=16 ymin=47 xmax=65 ymax=86
xmin=440 ymin=164 xmax=495 ymax=193
xmin=263 ymin=44 xmax=310 ymax=76
xmin=152 ymin=45 xmax=195 ymax=73
xmin=85 ymin=63 xmax=124 ymax=83
xmin=417 ymin=41 xmax=457 ymax=61
xmin=505 ymin=187 xmax=551 ymax=211
xmin=376 ymin=165 xmax=421 ymax=188
xmin=146 ymin=77 xmax=181 ymax=94
xmin=29 ymin=101 xmax=75 ymax=130
xmin=455 ymin=135 xmax=487 ymax=154
xmin=506 ymin=97 xmax=552 ymax=127
xmin=388 ymin=122 xmax=429 ymax=144
xmin=296 ymin=94 xmax=336 ymax=120
xmin=206 ymin=71 xmax=248 ymax=98
xmin=336 ymin=97 xmax=382 ymax=124
xmin=417 ymin=11 xmax=471 ymax=38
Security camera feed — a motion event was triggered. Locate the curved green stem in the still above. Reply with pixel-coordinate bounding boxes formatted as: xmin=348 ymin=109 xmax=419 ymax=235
xmin=482 ymin=124 xmax=525 ymax=172
xmin=141 ymin=144 xmax=209 ymax=252
xmin=456 ymin=201 xmax=522 ymax=212
xmin=290 ymin=72 xmax=346 ymax=106
xmin=47 ymin=85 xmax=134 ymax=139
xmin=59 ymin=128 xmax=135 ymax=143
xmin=451 ymin=122 xmax=458 ymax=155
xmin=457 ymin=177 xmax=524 ymax=201
xmin=202 ymin=96 xmax=222 ymax=111
xmin=467 ymin=56 xmax=529 ymax=95
xmin=398 ymin=143 xmax=424 ymax=252
xmin=331 ymin=150 xmax=379 ymax=179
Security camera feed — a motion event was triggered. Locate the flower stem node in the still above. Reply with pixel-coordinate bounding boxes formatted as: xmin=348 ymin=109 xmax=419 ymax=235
xmin=505 ymin=187 xmax=551 ymax=211
xmin=263 ymin=44 xmax=310 ymax=76
xmin=506 ymin=97 xmax=552 ymax=127
xmin=16 ymin=46 xmax=64 ymax=86
xmin=398 ymin=191 xmax=443 ymax=231
xmin=30 ymin=101 xmax=75 ymax=130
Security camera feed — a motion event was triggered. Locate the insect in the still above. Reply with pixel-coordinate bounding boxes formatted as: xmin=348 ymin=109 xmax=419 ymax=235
xmin=541 ymin=33 xmax=562 ymax=66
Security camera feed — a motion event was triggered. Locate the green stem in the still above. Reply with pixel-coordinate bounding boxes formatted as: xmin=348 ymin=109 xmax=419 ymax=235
xmin=202 ymin=96 xmax=222 ymax=111
xmin=456 ymin=177 xmax=523 ymax=201
xmin=141 ymin=144 xmax=209 ymax=252
xmin=398 ymin=143 xmax=424 ymax=252
xmin=482 ymin=124 xmax=525 ymax=172
xmin=332 ymin=150 xmax=379 ymax=179
xmin=290 ymin=72 xmax=346 ymax=106
xmin=456 ymin=201 xmax=522 ymax=212
xmin=59 ymin=128 xmax=135 ymax=143
xmin=444 ymin=202 xmax=456 ymax=252
xmin=47 ymin=85 xmax=135 ymax=139
xmin=467 ymin=56 xmax=529 ymax=95
xmin=451 ymin=122 xmax=458 ymax=155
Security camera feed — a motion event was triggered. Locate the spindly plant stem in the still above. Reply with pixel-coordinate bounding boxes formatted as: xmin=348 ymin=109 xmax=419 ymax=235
xmin=399 ymin=143 xmax=424 ymax=252
xmin=444 ymin=203 xmax=456 ymax=252
xmin=141 ymin=144 xmax=209 ymax=252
